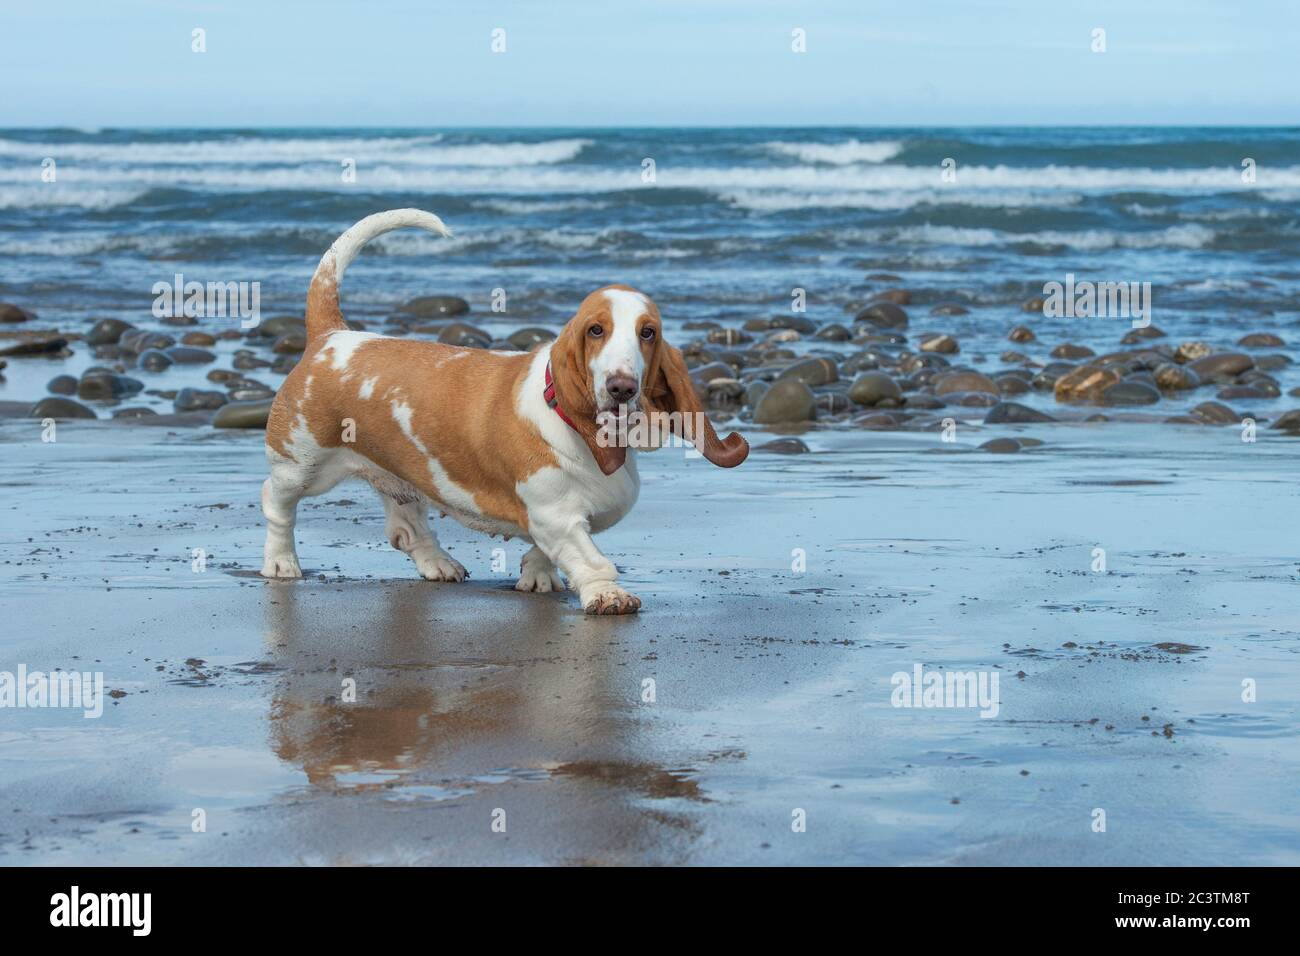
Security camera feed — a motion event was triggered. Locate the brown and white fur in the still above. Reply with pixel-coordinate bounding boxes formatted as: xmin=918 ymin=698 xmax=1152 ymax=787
xmin=260 ymin=209 xmax=748 ymax=614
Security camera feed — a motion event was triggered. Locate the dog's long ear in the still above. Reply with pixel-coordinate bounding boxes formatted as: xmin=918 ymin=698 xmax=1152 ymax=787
xmin=549 ymin=318 xmax=628 ymax=476
xmin=642 ymin=340 xmax=749 ymax=468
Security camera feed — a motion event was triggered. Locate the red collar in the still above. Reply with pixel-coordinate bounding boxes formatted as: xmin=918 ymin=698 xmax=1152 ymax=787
xmin=544 ymin=361 xmax=579 ymax=431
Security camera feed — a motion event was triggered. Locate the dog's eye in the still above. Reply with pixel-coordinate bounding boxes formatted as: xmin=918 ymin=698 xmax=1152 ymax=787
xmin=640 ymin=326 xmax=656 ymax=341
xmin=588 ymin=325 xmax=604 ymax=337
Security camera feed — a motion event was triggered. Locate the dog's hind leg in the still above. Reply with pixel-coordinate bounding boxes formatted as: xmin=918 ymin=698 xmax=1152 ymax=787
xmin=261 ymin=459 xmax=310 ymax=578
xmin=375 ymin=484 xmax=468 ymax=583
xmin=515 ymin=545 xmax=564 ymax=593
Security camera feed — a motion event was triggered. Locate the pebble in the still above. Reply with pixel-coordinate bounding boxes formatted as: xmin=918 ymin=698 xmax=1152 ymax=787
xmin=1051 ymin=343 xmax=1095 ymax=360
xmin=708 ymin=328 xmax=751 ymax=345
xmin=933 ymin=370 xmax=999 ymax=396
xmin=1174 ymin=341 xmax=1211 ymax=363
xmin=0 ymin=335 xmax=69 ymax=357
xmin=85 ymin=318 xmax=134 ymax=345
xmin=1188 ymin=352 xmax=1253 ymax=381
xmin=111 ymin=407 xmax=157 ymax=419
xmin=853 ymin=412 xmax=901 ymax=429
xmin=1121 ymin=325 xmax=1166 ymax=343
xmin=1153 ymin=362 xmax=1200 ymax=390
xmin=1238 ymin=332 xmax=1285 ymax=348
xmin=1190 ymin=401 xmax=1238 ymax=424
xmin=29 ymin=396 xmax=95 ymax=419
xmin=814 ymin=323 xmax=852 ymax=341
xmin=847 ymin=371 xmax=902 ymax=406
xmin=213 ymin=398 xmax=274 ymax=429
xmin=853 ymin=303 xmax=909 ymax=330
xmin=119 ymin=329 xmax=175 ymax=353
xmin=1216 ymin=384 xmax=1270 ymax=401
xmin=994 ymin=374 xmax=1030 ymax=395
xmin=229 ymin=387 xmax=276 ymax=402
xmin=233 ymin=352 xmax=272 ymax=370
xmin=980 ymin=437 xmax=1022 ymax=453
xmin=1255 ymin=354 xmax=1292 ymax=371
xmin=1008 ymin=326 xmax=1036 ymax=343
xmin=398 ymin=295 xmax=470 ymax=318
xmin=918 ymin=333 xmax=959 ymax=354
xmin=0 ymin=302 xmax=36 ymax=323
xmin=138 ymin=349 xmax=174 ymax=371
xmin=272 ymin=332 xmax=306 ymax=354
xmin=78 ymin=371 xmax=144 ymax=400
xmin=753 ymin=379 xmax=816 ymax=423
xmin=165 ymin=346 xmax=216 ymax=364
xmin=173 ymin=387 xmax=228 ymax=411
xmin=777 ymin=356 xmax=838 ymax=387
xmin=1053 ymin=365 xmax=1121 ymax=403
xmin=770 ymin=315 xmax=817 ymax=334
xmin=437 ymin=322 xmax=491 ymax=348
xmin=755 ymin=437 xmax=810 ymax=454
xmin=47 ymin=374 xmax=78 ymax=395
xmin=984 ymin=402 xmax=1056 ymax=424
xmin=1271 ymin=410 xmax=1300 ymax=431
xmin=947 ymin=391 xmax=999 ymax=407
xmin=253 ymin=316 xmax=307 ymax=339
xmin=506 ymin=327 xmax=556 ymax=350
xmin=1101 ymin=380 xmax=1160 ymax=406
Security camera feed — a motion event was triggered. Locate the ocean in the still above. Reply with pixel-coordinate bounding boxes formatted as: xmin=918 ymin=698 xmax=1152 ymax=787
xmin=2 ymin=126 xmax=1299 ymax=411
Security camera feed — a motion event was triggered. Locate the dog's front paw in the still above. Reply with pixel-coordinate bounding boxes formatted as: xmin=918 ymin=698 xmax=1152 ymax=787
xmin=262 ymin=552 xmax=302 ymax=579
xmin=413 ymin=549 xmax=468 ymax=583
xmin=581 ymin=582 xmax=641 ymax=616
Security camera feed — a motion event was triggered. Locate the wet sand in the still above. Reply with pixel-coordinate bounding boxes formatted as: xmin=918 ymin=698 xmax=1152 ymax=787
xmin=2 ymin=416 xmax=1298 ymax=865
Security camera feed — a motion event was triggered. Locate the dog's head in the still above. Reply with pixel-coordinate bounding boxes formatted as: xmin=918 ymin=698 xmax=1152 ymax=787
xmin=549 ymin=285 xmax=749 ymax=476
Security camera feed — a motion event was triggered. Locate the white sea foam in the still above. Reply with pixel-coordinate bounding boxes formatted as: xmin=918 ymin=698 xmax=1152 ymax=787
xmin=878 ymin=222 xmax=1217 ymax=251
xmin=4 ymin=160 xmax=1299 ymax=202
xmin=0 ymin=136 xmax=591 ymax=167
xmin=764 ymin=139 xmax=904 ymax=165
xmin=725 ymin=189 xmax=1086 ymax=212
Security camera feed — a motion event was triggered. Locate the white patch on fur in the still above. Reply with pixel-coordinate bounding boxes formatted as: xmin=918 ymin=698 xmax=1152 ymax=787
xmin=517 ymin=347 xmax=640 ymax=537
xmin=319 ymin=329 xmax=381 ymax=371
xmin=389 ymin=399 xmax=483 ymax=521
xmin=590 ymin=288 xmax=648 ymax=407
xmin=358 ymin=376 xmax=378 ymax=400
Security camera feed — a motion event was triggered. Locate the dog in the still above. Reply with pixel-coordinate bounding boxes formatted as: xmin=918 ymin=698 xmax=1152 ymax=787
xmin=260 ymin=209 xmax=748 ymax=614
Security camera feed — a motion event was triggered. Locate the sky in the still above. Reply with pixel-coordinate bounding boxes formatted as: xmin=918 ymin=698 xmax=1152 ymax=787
xmin=2 ymin=0 xmax=1297 ymax=127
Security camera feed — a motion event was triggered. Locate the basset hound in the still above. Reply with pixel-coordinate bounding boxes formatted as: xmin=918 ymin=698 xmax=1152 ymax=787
xmin=261 ymin=209 xmax=748 ymax=614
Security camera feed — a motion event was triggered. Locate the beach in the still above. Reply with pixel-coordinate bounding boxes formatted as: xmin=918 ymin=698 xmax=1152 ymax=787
xmin=2 ymin=415 xmax=1298 ymax=865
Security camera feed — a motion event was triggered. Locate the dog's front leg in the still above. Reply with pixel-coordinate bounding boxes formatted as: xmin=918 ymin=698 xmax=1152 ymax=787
xmin=527 ymin=511 xmax=640 ymax=615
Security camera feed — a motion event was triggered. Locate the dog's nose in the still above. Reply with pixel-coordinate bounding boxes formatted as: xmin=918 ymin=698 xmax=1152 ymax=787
xmin=606 ymin=375 xmax=639 ymax=404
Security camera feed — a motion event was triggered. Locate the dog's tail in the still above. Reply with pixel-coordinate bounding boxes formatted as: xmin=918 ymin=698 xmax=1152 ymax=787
xmin=306 ymin=208 xmax=452 ymax=343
